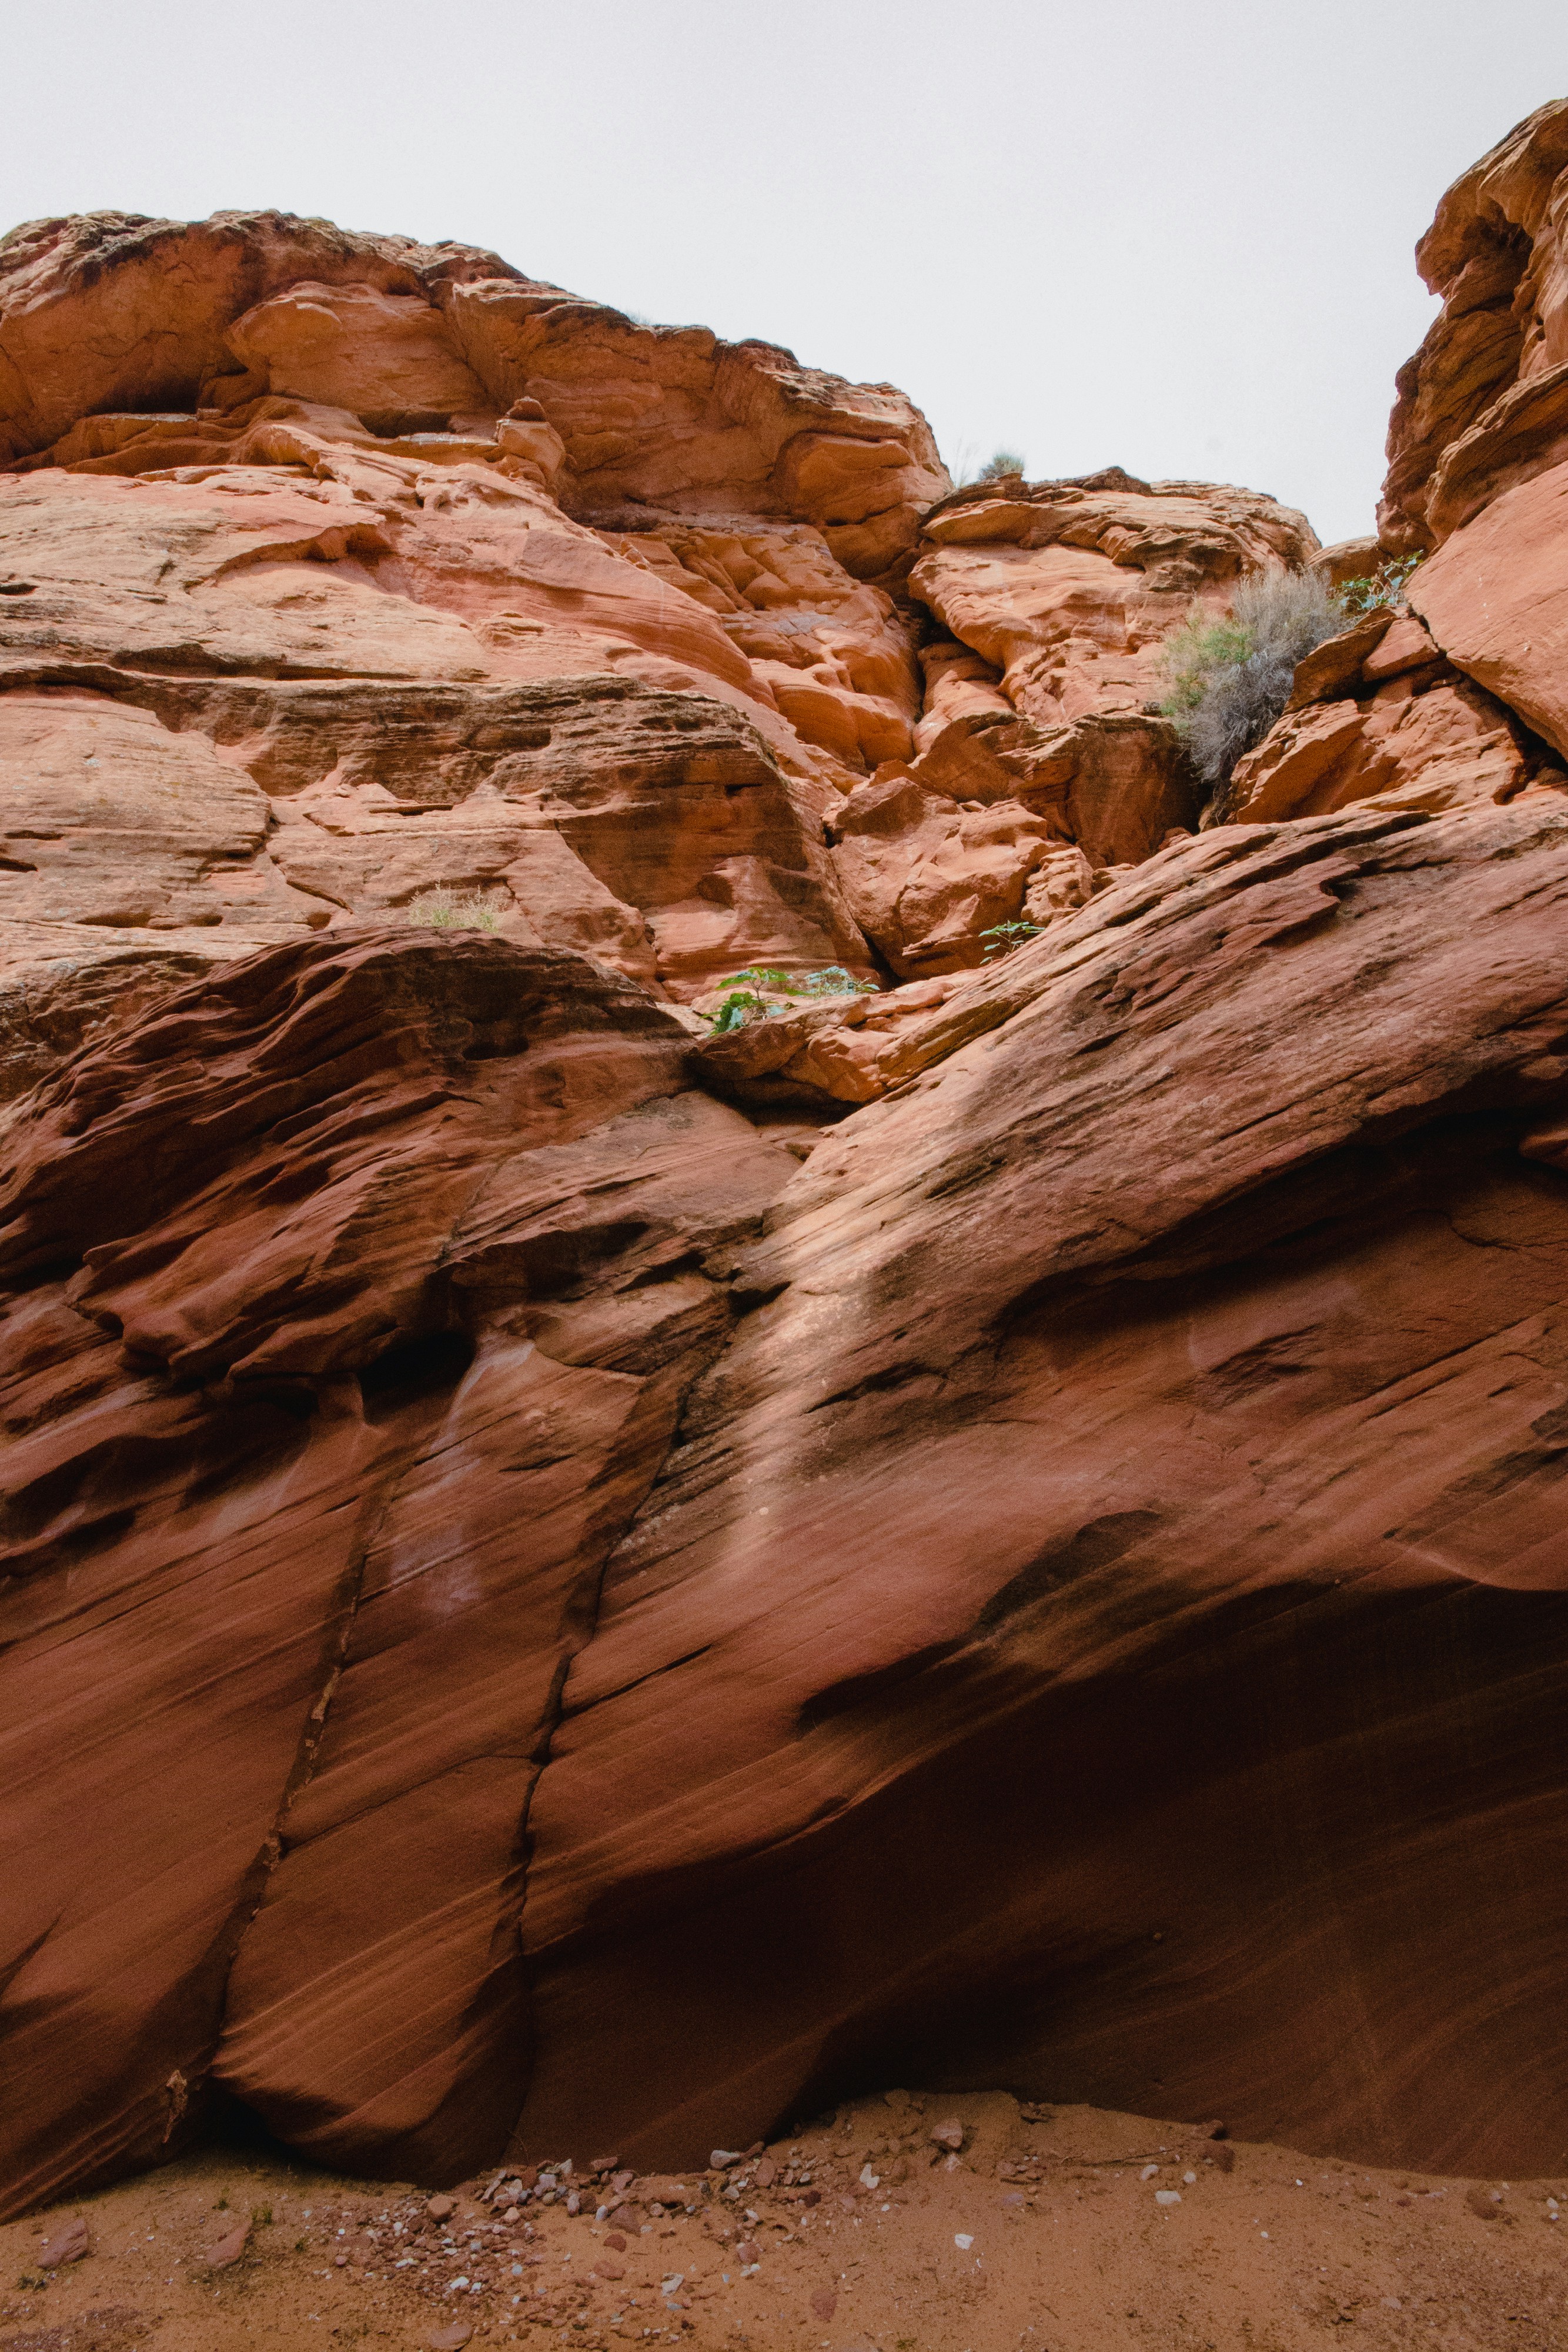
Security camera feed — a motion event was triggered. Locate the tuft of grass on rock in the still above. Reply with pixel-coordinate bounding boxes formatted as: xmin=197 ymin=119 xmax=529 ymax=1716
xmin=406 ymin=886 xmax=507 ymax=932
xmin=704 ymin=965 xmax=877 ymax=1033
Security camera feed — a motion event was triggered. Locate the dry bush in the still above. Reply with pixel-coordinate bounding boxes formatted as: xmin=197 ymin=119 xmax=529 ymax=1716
xmin=1161 ymin=570 xmax=1346 ymax=796
xmin=406 ymin=886 xmax=507 ymax=932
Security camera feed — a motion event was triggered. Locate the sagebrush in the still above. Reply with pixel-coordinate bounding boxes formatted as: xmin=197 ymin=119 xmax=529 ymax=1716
xmin=943 ymin=443 xmax=1027 ymax=489
xmin=1160 ymin=570 xmax=1346 ymax=796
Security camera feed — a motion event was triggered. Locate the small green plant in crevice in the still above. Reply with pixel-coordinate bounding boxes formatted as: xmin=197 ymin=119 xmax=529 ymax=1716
xmin=979 ymin=447 xmax=1027 ymax=480
xmin=710 ymin=990 xmax=771 ymax=1034
xmin=705 ymin=965 xmax=877 ymax=1031
xmin=1338 ymin=551 xmax=1425 ymax=613
xmin=798 ymin=964 xmax=877 ymax=998
xmin=714 ymin=965 xmax=795 ymax=994
xmin=406 ymin=884 xmax=507 ymax=932
xmin=714 ymin=964 xmax=874 ymax=999
xmin=981 ymin=918 xmax=1048 ymax=957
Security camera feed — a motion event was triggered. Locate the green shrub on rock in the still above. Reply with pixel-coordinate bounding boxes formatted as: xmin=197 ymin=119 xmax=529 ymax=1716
xmin=1338 ymin=552 xmax=1425 ymax=613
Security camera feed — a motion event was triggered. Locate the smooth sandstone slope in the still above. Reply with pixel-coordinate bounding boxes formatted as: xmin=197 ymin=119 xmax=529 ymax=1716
xmin=0 ymin=927 xmax=806 ymax=2214
xmin=515 ymin=800 xmax=1568 ymax=2183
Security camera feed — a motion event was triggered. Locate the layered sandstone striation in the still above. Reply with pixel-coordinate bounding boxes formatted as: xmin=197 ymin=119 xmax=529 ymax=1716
xmin=1216 ymin=100 xmax=1568 ymax=850
xmin=0 ymin=212 xmax=1320 ymax=1095
xmin=520 ymin=799 xmax=1568 ymax=2183
xmin=5 ymin=129 xmax=1568 ymax=2226
xmin=0 ymin=927 xmax=807 ymax=2208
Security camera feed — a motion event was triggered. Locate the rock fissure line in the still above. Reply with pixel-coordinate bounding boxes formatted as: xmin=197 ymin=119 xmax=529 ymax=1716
xmin=204 ymin=1415 xmax=428 ymax=2074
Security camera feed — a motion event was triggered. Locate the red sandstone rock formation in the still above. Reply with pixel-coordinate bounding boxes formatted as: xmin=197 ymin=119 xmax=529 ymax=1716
xmin=520 ymin=797 xmax=1568 ymax=2183
xmin=1379 ymin=100 xmax=1568 ymax=556
xmin=1213 ymin=101 xmax=1568 ymax=846
xmin=5 ymin=125 xmax=1568 ymax=2221
xmin=841 ymin=468 xmax=1318 ymax=975
xmin=0 ymin=927 xmax=802 ymax=2206
xmin=0 ymin=213 xmax=1316 ymax=1085
xmin=0 ymin=212 xmax=947 ymax=1087
xmin=1221 ymin=606 xmax=1553 ymax=825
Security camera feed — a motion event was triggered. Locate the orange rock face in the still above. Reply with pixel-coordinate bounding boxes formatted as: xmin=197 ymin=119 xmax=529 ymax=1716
xmin=1380 ymin=100 xmax=1568 ymax=554
xmin=4 ymin=158 xmax=1568 ymax=2223
xmin=0 ymin=928 xmax=804 ymax=2206
xmin=516 ymin=801 xmax=1568 ymax=2182
xmin=1272 ymin=103 xmax=1568 ymax=831
xmin=1223 ymin=609 xmax=1542 ymax=824
xmin=0 ymin=211 xmax=951 ymax=1080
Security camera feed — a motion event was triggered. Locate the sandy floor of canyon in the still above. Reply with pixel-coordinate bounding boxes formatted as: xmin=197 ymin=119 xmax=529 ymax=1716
xmin=4 ymin=2090 xmax=1564 ymax=2352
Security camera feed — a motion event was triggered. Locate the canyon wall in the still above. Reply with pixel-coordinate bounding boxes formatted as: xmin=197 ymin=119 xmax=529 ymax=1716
xmin=3 ymin=112 xmax=1568 ymax=2218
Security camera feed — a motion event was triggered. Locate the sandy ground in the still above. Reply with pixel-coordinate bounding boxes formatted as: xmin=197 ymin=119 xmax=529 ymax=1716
xmin=4 ymin=2089 xmax=1566 ymax=2352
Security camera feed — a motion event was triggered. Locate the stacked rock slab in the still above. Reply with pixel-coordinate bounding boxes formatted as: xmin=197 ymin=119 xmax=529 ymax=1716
xmin=830 ymin=467 xmax=1320 ymax=977
xmin=0 ymin=210 xmax=950 ymax=1090
xmin=5 ymin=126 xmax=1568 ymax=2222
xmin=0 ymin=214 xmax=1326 ymax=1090
xmin=1229 ymin=101 xmax=1568 ymax=842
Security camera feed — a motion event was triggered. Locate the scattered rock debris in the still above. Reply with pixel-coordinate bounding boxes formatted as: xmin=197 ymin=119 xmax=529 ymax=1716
xmin=4 ymin=2094 xmax=1566 ymax=2351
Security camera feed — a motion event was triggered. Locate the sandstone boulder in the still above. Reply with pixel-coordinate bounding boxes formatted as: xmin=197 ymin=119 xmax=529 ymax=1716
xmin=1409 ymin=461 xmax=1568 ymax=764
xmin=224 ymin=280 xmax=494 ymax=422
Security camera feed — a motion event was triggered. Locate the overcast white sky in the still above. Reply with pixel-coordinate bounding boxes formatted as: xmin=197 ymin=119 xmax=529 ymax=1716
xmin=4 ymin=1 xmax=1566 ymax=544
